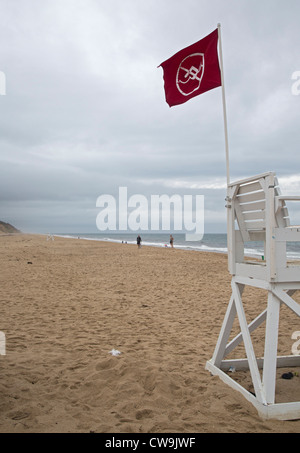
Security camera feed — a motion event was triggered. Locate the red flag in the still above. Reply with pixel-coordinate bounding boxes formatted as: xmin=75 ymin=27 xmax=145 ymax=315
xmin=159 ymin=28 xmax=221 ymax=107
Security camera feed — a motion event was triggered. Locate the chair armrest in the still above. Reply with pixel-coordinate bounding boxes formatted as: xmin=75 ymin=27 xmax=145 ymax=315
xmin=275 ymin=196 xmax=300 ymax=223
xmin=277 ymin=196 xmax=300 ymax=201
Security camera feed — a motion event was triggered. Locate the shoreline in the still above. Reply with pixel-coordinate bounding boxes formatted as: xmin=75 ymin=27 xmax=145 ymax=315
xmin=0 ymin=234 xmax=300 ymax=433
xmin=54 ymin=233 xmax=230 ymax=255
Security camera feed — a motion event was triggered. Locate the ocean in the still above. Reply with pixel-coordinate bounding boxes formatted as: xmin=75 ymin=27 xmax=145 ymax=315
xmin=54 ymin=233 xmax=300 ymax=260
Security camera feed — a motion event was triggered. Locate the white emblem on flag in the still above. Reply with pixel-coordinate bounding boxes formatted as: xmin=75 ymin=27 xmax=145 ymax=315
xmin=176 ymin=53 xmax=205 ymax=96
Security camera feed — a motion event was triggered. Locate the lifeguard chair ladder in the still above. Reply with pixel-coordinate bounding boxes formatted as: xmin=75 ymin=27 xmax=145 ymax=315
xmin=206 ymin=171 xmax=300 ymax=420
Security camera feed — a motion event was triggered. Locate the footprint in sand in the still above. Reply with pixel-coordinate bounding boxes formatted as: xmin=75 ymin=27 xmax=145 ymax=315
xmin=135 ymin=409 xmax=154 ymax=420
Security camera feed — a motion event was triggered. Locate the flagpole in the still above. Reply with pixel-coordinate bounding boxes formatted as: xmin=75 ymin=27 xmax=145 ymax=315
xmin=217 ymin=23 xmax=230 ymax=187
xmin=217 ymin=23 xmax=232 ymax=269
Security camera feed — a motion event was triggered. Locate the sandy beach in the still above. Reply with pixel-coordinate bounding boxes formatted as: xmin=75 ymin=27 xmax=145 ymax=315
xmin=0 ymin=233 xmax=299 ymax=433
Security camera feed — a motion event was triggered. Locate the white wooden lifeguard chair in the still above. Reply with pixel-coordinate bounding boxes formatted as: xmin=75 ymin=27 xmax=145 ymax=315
xmin=206 ymin=171 xmax=300 ymax=420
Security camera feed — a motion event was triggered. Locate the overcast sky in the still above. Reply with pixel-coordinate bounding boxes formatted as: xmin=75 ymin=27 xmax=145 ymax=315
xmin=1 ymin=0 xmax=300 ymax=234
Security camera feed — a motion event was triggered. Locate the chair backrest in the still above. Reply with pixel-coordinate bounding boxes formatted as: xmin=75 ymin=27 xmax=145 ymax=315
xmin=227 ymin=171 xmax=296 ymax=281
xmin=232 ymin=172 xmax=290 ymax=243
xmin=234 ymin=176 xmax=267 ymax=242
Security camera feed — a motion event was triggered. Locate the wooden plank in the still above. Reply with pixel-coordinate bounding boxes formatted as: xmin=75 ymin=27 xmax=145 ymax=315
xmin=237 ymin=191 xmax=266 ymax=204
xmin=278 ymin=196 xmax=300 ymax=201
xmin=275 ymin=241 xmax=287 ymax=270
xmin=234 ymin=197 xmax=251 ymax=242
xmin=205 ymin=361 xmax=263 ymax=413
xmin=265 ymin=173 xmax=276 ymax=281
xmin=275 ymin=197 xmax=291 ymax=227
xmin=220 ymin=358 xmax=263 ymax=371
xmin=232 ymin=281 xmax=266 ymax=405
xmin=207 ymin=360 xmax=300 ymax=419
xmin=276 ymin=267 xmax=300 ymax=282
xmin=272 ymin=288 xmax=300 ymax=316
xmin=244 ymin=210 xmax=266 ymax=221
xmin=263 ymin=291 xmax=281 ymax=404
xmin=237 ymin=181 xmax=263 ymax=195
xmin=266 ymin=402 xmax=300 ymax=421
xmin=227 ymin=185 xmax=238 ymax=274
xmin=235 ymin=263 xmax=267 ymax=280
xmin=235 ymin=230 xmax=244 ymax=264
xmin=224 ymin=308 xmax=267 ymax=357
xmin=245 ymin=220 xmax=266 ymax=230
xmin=274 ymin=177 xmax=281 ymax=196
xmin=249 ymin=231 xmax=266 ymax=241
xmin=276 ymin=355 xmax=300 ymax=367
xmin=219 ymin=355 xmax=300 ymax=371
xmin=240 ymin=200 xmax=265 ymax=212
xmin=276 ymin=282 xmax=300 ymax=290
xmin=234 ymin=275 xmax=270 ymax=289
xmin=274 ymin=227 xmax=300 ymax=241
xmin=211 ymin=294 xmax=237 ymax=367
xmin=228 ymin=171 xmax=275 ymax=188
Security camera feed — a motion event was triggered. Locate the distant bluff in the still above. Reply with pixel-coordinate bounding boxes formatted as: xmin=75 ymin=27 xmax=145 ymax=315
xmin=0 ymin=221 xmax=21 ymax=234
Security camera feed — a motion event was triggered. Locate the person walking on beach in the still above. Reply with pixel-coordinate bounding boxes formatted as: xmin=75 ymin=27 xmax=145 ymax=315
xmin=137 ymin=235 xmax=142 ymax=248
xmin=170 ymin=235 xmax=174 ymax=248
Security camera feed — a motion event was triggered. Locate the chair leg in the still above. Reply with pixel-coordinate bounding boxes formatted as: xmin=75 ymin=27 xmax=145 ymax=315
xmin=232 ymin=280 xmax=266 ymax=405
xmin=211 ymin=294 xmax=236 ymax=368
xmin=262 ymin=289 xmax=281 ymax=404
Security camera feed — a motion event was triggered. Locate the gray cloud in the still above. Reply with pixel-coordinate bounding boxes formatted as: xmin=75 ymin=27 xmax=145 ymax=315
xmin=0 ymin=0 xmax=300 ymax=233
